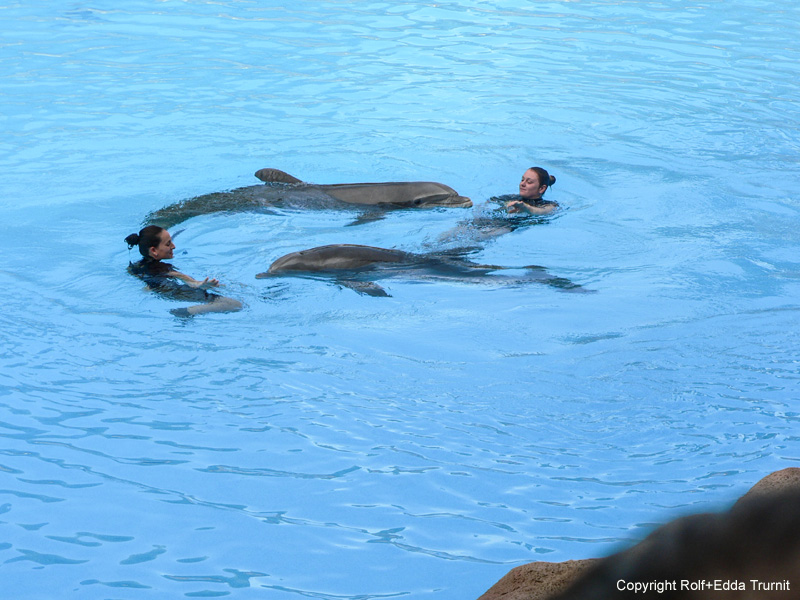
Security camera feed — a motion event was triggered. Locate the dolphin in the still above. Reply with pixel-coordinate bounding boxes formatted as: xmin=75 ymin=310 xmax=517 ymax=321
xmin=256 ymin=243 xmax=586 ymax=297
xmin=144 ymin=169 xmax=472 ymax=229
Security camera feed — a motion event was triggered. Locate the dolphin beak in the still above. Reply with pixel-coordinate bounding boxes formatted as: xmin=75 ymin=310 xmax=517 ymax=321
xmin=421 ymin=194 xmax=472 ymax=208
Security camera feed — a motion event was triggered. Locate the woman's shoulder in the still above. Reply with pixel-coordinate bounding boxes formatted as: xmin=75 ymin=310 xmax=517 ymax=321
xmin=129 ymin=259 xmax=174 ymax=277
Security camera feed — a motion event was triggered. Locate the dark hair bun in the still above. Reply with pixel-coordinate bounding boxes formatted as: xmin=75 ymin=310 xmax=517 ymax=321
xmin=549 ymin=175 xmax=556 ymax=186
xmin=125 ymin=233 xmax=140 ymax=248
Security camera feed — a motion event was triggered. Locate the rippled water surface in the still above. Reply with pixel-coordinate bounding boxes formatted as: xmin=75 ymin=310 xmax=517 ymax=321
xmin=2 ymin=1 xmax=799 ymax=598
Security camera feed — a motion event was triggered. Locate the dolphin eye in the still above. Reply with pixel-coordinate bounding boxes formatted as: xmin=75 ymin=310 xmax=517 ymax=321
xmin=414 ymin=199 xmax=422 ymax=205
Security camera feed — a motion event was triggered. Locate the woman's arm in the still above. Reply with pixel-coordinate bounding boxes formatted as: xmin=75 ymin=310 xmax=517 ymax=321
xmin=505 ymin=200 xmax=557 ymax=216
xmin=167 ymin=270 xmax=221 ymax=289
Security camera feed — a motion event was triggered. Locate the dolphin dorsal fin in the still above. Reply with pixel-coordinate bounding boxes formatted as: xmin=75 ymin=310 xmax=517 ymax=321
xmin=254 ymin=168 xmax=303 ymax=184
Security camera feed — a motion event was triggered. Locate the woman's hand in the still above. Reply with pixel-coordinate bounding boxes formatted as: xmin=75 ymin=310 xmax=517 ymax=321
xmin=186 ymin=277 xmax=221 ymax=289
xmin=505 ymin=200 xmax=524 ymax=213
xmin=505 ymin=200 xmax=556 ymax=216
xmin=169 ymin=270 xmax=224 ymax=289
xmin=195 ymin=277 xmax=220 ymax=289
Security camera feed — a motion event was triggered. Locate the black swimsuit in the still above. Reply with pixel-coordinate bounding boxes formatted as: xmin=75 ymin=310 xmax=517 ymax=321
xmin=463 ymin=195 xmax=558 ymax=233
xmin=128 ymin=259 xmax=215 ymax=303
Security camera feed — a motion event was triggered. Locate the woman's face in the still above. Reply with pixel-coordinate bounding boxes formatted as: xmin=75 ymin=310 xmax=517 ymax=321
xmin=519 ymin=169 xmax=547 ymax=200
xmin=149 ymin=230 xmax=175 ymax=260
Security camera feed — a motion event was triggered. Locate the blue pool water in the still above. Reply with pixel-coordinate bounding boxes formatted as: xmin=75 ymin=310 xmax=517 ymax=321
xmin=2 ymin=1 xmax=799 ymax=598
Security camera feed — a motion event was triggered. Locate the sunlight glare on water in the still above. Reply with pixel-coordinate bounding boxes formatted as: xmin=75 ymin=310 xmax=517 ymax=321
xmin=1 ymin=1 xmax=799 ymax=598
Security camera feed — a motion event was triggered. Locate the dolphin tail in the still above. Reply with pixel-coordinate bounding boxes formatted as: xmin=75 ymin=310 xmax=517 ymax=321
xmin=143 ymin=191 xmax=238 ymax=229
xmin=254 ymin=168 xmax=303 ymax=184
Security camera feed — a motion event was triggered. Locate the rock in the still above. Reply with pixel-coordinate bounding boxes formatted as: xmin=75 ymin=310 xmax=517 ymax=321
xmin=478 ymin=469 xmax=800 ymax=599
xmin=552 ymin=489 xmax=800 ymax=599
xmin=735 ymin=467 xmax=800 ymax=507
xmin=477 ymin=560 xmax=599 ymax=600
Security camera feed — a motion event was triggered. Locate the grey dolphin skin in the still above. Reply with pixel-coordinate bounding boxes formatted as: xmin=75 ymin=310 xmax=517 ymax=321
xmin=256 ymin=243 xmax=586 ymax=297
xmin=144 ymin=168 xmax=472 ymax=229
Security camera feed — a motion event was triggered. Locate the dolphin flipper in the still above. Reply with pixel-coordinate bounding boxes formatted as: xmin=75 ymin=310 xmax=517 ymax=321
xmin=254 ymin=168 xmax=303 ymax=184
xmin=346 ymin=210 xmax=388 ymax=227
xmin=336 ymin=279 xmax=390 ymax=297
xmin=522 ymin=265 xmax=589 ymax=292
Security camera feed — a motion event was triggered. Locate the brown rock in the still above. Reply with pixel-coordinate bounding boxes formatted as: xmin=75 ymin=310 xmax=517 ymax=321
xmin=478 ymin=560 xmax=599 ymax=600
xmin=735 ymin=467 xmax=800 ymax=507
xmin=477 ymin=469 xmax=800 ymax=600
xmin=552 ymin=489 xmax=800 ymax=599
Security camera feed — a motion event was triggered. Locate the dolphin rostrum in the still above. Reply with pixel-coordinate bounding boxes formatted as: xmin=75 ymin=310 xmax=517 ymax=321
xmin=256 ymin=244 xmax=586 ymax=297
xmin=145 ymin=169 xmax=473 ymax=229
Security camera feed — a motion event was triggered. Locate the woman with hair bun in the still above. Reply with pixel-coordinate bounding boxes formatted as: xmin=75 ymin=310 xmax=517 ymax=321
xmin=125 ymin=226 xmax=242 ymax=317
xmin=437 ymin=165 xmax=559 ymax=245
xmin=504 ymin=166 xmax=558 ymax=215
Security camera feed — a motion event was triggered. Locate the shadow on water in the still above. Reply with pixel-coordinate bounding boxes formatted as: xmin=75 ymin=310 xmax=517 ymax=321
xmin=256 ymin=244 xmax=589 ymax=297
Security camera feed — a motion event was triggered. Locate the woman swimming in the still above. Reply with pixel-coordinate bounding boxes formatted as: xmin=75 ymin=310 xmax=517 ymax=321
xmin=125 ymin=225 xmax=242 ymax=317
xmin=503 ymin=167 xmax=558 ymax=215
xmin=436 ymin=166 xmax=559 ymax=247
